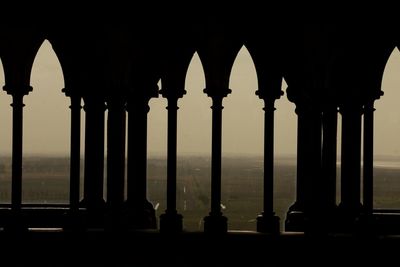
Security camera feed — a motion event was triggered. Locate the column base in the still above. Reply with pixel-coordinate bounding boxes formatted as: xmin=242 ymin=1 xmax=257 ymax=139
xmin=4 ymin=224 xmax=28 ymax=232
xmin=4 ymin=211 xmax=28 ymax=232
xmin=78 ymin=199 xmax=107 ymax=229
xmin=63 ymin=210 xmax=86 ymax=231
xmin=159 ymin=211 xmax=183 ymax=233
xmin=287 ymin=204 xmax=341 ymax=233
xmin=303 ymin=215 xmax=331 ymax=235
xmin=256 ymin=213 xmax=280 ymax=234
xmin=79 ymin=198 xmax=106 ymax=211
xmin=104 ymin=208 xmax=125 ymax=231
xmin=204 ymin=213 xmax=228 ymax=233
xmin=334 ymin=203 xmax=363 ymax=233
xmin=334 ymin=202 xmax=363 ymax=232
xmin=285 ymin=202 xmax=305 ymax=232
xmin=285 ymin=210 xmax=305 ymax=232
xmin=356 ymin=213 xmax=376 ymax=235
xmin=123 ymin=200 xmax=157 ymax=229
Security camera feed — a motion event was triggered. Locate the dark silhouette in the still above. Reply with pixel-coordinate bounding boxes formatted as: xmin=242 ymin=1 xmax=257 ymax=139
xmin=1 ymin=14 xmax=400 ymax=265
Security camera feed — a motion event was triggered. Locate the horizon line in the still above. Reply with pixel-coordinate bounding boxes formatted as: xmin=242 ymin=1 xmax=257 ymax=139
xmin=1 ymin=152 xmax=400 ymax=160
xmin=0 ymin=152 xmax=296 ymax=158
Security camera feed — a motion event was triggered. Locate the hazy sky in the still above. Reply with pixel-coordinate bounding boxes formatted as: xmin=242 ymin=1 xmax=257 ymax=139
xmin=0 ymin=41 xmax=399 ymax=157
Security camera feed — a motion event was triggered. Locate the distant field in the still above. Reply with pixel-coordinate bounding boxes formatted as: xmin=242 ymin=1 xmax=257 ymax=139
xmin=0 ymin=155 xmax=400 ymax=231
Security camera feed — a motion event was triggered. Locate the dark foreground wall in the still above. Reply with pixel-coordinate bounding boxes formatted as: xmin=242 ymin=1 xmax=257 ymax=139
xmin=0 ymin=230 xmax=398 ymax=267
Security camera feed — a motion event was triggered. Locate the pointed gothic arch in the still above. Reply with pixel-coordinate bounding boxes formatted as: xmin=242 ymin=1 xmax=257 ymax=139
xmin=21 ymin=40 xmax=68 ymax=204
xmin=176 ymin=52 xmax=210 ymax=231
xmin=222 ymin=45 xmax=262 ymax=230
xmin=225 ymin=45 xmax=262 ymax=154
xmin=373 ymin=48 xmax=400 ymax=209
xmin=179 ymin=52 xmax=209 ymax=155
xmin=0 ymin=56 xmax=12 ymax=204
xmin=146 ymin=79 xmax=167 ymax=220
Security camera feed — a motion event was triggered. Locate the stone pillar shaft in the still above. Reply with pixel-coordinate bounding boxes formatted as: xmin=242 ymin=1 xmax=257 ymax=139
xmin=160 ymin=97 xmax=183 ymax=232
xmin=3 ymin=85 xmax=32 ymax=212
xmin=107 ymin=98 xmax=126 ymax=209
xmin=11 ymin=94 xmax=24 ymax=211
xmin=286 ymin=104 xmax=322 ymax=232
xmin=127 ymin=101 xmax=148 ymax=205
xmin=210 ymin=97 xmax=223 ymax=216
xmin=322 ymin=107 xmax=338 ymax=210
xmin=69 ymin=95 xmax=82 ymax=212
xmin=166 ymin=98 xmax=178 ymax=213
xmin=293 ymin=106 xmax=322 ymax=210
xmin=256 ymin=99 xmax=280 ymax=233
xmin=203 ymin=87 xmax=230 ymax=233
xmin=363 ymin=102 xmax=375 ymax=214
xmin=83 ymin=98 xmax=106 ymax=210
xmin=263 ymin=103 xmax=275 ymax=216
xmin=126 ymin=96 xmax=156 ymax=229
xmin=340 ymin=105 xmax=362 ymax=214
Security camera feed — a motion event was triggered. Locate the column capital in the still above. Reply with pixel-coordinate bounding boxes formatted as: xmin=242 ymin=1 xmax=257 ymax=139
xmin=365 ymin=89 xmax=384 ymax=103
xmin=61 ymin=87 xmax=82 ymax=97
xmin=126 ymin=94 xmax=151 ymax=113
xmin=338 ymin=103 xmax=364 ymax=115
xmin=294 ymin=102 xmax=321 ymax=115
xmin=363 ymin=102 xmax=376 ymax=113
xmin=126 ymin=84 xmax=159 ymax=112
xmin=3 ymin=84 xmax=32 ymax=97
xmin=126 ymin=104 xmax=150 ymax=114
xmin=82 ymin=97 xmax=106 ymax=112
xmin=261 ymin=97 xmax=277 ymax=111
xmin=106 ymin=95 xmax=126 ymax=109
xmin=256 ymin=88 xmax=284 ymax=101
xmin=61 ymin=87 xmax=70 ymax=97
xmin=322 ymin=103 xmax=339 ymax=112
xmin=263 ymin=104 xmax=276 ymax=113
xmin=131 ymin=83 xmax=159 ymax=100
xmin=203 ymin=87 xmax=232 ymax=98
xmin=159 ymin=87 xmax=186 ymax=100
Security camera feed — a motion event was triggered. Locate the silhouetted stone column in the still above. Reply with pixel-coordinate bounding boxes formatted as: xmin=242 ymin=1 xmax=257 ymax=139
xmin=338 ymin=104 xmax=362 ymax=227
xmin=203 ymin=87 xmax=231 ymax=233
xmin=288 ymin=108 xmax=306 ymax=211
xmin=82 ymin=97 xmax=106 ymax=214
xmin=62 ymin=88 xmax=82 ymax=213
xmin=321 ymin=106 xmax=338 ymax=217
xmin=286 ymin=104 xmax=322 ymax=232
xmin=256 ymin=98 xmax=280 ymax=233
xmin=160 ymin=94 xmax=184 ymax=232
xmin=3 ymin=85 xmax=32 ymax=213
xmin=126 ymin=90 xmax=157 ymax=229
xmin=363 ymin=102 xmax=375 ymax=215
xmin=106 ymin=97 xmax=126 ymax=221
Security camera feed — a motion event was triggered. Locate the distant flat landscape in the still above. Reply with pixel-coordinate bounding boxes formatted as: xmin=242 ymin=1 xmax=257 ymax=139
xmin=0 ymin=155 xmax=400 ymax=231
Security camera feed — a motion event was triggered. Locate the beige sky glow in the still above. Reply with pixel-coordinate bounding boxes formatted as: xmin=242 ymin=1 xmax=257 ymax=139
xmin=0 ymin=41 xmax=399 ymax=157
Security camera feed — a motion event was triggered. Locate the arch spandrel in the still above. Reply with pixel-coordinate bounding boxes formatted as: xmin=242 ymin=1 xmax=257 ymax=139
xmin=244 ymin=24 xmax=286 ymax=101
xmin=329 ymin=24 xmax=395 ymax=104
xmin=160 ymin=42 xmax=196 ymax=99
xmin=46 ymin=25 xmax=110 ymax=99
xmin=283 ymin=24 xmax=338 ymax=105
xmin=0 ymin=26 xmax=45 ymax=91
xmin=194 ymin=14 xmax=243 ymax=95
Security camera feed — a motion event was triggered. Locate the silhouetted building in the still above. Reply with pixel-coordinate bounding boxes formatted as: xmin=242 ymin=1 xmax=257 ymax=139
xmin=1 ymin=18 xmax=400 ymax=265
